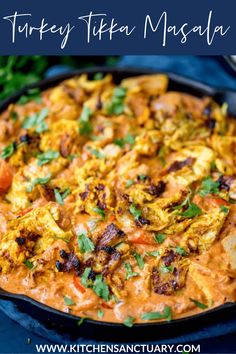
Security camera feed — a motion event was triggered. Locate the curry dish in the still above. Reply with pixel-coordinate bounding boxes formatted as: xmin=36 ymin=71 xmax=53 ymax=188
xmin=0 ymin=73 xmax=236 ymax=326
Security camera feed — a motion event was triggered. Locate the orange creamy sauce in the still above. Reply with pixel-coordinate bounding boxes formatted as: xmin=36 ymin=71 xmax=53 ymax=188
xmin=0 ymin=73 xmax=236 ymax=325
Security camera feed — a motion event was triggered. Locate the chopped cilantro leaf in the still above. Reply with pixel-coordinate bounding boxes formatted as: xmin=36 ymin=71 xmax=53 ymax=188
xmin=77 ymin=317 xmax=86 ymax=326
xmin=158 ymin=146 xmax=166 ymax=166
xmin=123 ymin=316 xmax=135 ymax=328
xmin=114 ymin=133 xmax=135 ymax=148
xmin=220 ymin=205 xmax=229 ymax=214
xmin=133 ymin=252 xmax=144 ymax=270
xmin=64 ymin=296 xmax=75 ymax=306
xmin=160 ymin=265 xmax=174 ymax=273
xmin=107 ymin=87 xmax=127 ymax=115
xmin=129 ymin=204 xmax=142 ymax=220
xmin=90 ymin=148 xmax=105 ymax=159
xmin=124 ymin=262 xmax=139 ymax=280
xmin=189 ymin=298 xmax=208 ymax=309
xmin=179 ymin=202 xmax=202 ymax=218
xmin=81 ymin=267 xmax=92 ymax=288
xmin=10 ymin=111 xmax=18 ymax=121
xmin=23 ymin=259 xmax=34 ymax=270
xmin=37 ymin=150 xmax=59 ymax=166
xmin=77 ymin=232 xmax=95 ymax=253
xmin=26 ymin=173 xmax=51 ymax=193
xmin=93 ymin=72 xmax=103 ymax=81
xmin=22 ymin=107 xmax=49 ymax=133
xmin=155 ymin=233 xmax=166 ymax=244
xmin=93 ymin=207 xmax=105 ymax=219
xmin=138 ymin=174 xmax=147 ymax=181
xmin=126 ymin=179 xmax=134 ymax=188
xmin=0 ymin=142 xmax=15 ymax=159
xmin=198 ymin=177 xmax=220 ymax=197
xmin=78 ymin=106 xmax=92 ymax=136
xmin=93 ymin=274 xmax=110 ymax=301
xmin=146 ymin=250 xmax=160 ymax=257
xmin=141 ymin=306 xmax=172 ymax=321
xmin=97 ymin=309 xmax=104 ymax=318
xmin=175 ymin=246 xmax=187 ymax=256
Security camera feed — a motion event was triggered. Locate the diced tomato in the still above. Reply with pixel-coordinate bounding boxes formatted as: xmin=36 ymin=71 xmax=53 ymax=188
xmin=109 ymin=214 xmax=116 ymax=222
xmin=207 ymin=196 xmax=229 ymax=207
xmin=0 ymin=159 xmax=13 ymax=194
xmin=17 ymin=207 xmax=33 ymax=217
xmin=73 ymin=274 xmax=86 ymax=293
xmin=193 ymin=194 xmax=228 ymax=210
xmin=128 ymin=232 xmax=157 ymax=245
xmin=101 ymin=302 xmax=113 ymax=309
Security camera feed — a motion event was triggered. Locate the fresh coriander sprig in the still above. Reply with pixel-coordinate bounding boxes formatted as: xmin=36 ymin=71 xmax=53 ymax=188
xmin=141 ymin=306 xmax=172 ymax=321
xmin=22 ymin=107 xmax=49 ymax=133
xmin=54 ymin=188 xmax=70 ymax=205
xmin=26 ymin=173 xmax=51 ymax=193
xmin=198 ymin=176 xmax=220 ymax=197
xmin=37 ymin=150 xmax=59 ymax=166
xmin=0 ymin=142 xmax=15 ymax=159
xmin=77 ymin=232 xmax=95 ymax=253
xmin=124 ymin=263 xmax=139 ymax=280
xmin=78 ymin=106 xmax=92 ymax=136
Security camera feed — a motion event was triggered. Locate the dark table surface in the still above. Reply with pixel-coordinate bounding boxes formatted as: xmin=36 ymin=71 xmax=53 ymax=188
xmin=0 ymin=310 xmax=236 ymax=354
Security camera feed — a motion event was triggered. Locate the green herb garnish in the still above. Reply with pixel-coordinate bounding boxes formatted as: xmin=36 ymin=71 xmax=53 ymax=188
xmin=107 ymin=87 xmax=127 ymax=115
xmin=77 ymin=317 xmax=86 ymax=326
xmin=64 ymin=296 xmax=75 ymax=306
xmin=23 ymin=259 xmax=34 ymax=270
xmin=26 ymin=173 xmax=51 ymax=193
xmin=129 ymin=204 xmax=141 ymax=220
xmin=54 ymin=188 xmax=70 ymax=205
xmin=114 ymin=133 xmax=135 ymax=147
xmin=10 ymin=111 xmax=18 ymax=121
xmin=189 ymin=298 xmax=208 ymax=309
xmin=179 ymin=202 xmax=202 ymax=218
xmin=155 ymin=233 xmax=166 ymax=244
xmin=220 ymin=205 xmax=229 ymax=214
xmin=126 ymin=179 xmax=134 ymax=188
xmin=93 ymin=207 xmax=105 ymax=219
xmin=124 ymin=263 xmax=139 ymax=280
xmin=78 ymin=106 xmax=92 ymax=136
xmin=97 ymin=309 xmax=104 ymax=318
xmin=77 ymin=232 xmax=95 ymax=253
xmin=141 ymin=306 xmax=172 ymax=321
xmin=93 ymin=274 xmax=110 ymax=301
xmin=90 ymin=149 xmax=105 ymax=159
xmin=146 ymin=250 xmax=160 ymax=257
xmin=81 ymin=267 xmax=92 ymax=288
xmin=175 ymin=246 xmax=187 ymax=256
xmin=158 ymin=146 xmax=166 ymax=166
xmin=22 ymin=107 xmax=49 ymax=133
xmin=18 ymin=88 xmax=42 ymax=105
xmin=160 ymin=265 xmax=174 ymax=273
xmin=0 ymin=142 xmax=15 ymax=159
xmin=133 ymin=252 xmax=144 ymax=270
xmin=198 ymin=177 xmax=220 ymax=197
xmin=37 ymin=150 xmax=59 ymax=166
xmin=123 ymin=316 xmax=135 ymax=328
xmin=93 ymin=72 xmax=103 ymax=81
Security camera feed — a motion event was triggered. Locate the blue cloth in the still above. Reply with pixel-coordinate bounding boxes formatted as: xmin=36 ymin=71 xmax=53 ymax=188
xmin=119 ymin=56 xmax=236 ymax=90
xmin=1 ymin=56 xmax=236 ymax=354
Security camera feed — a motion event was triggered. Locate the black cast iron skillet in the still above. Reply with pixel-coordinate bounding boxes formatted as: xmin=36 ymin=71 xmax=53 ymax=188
xmin=0 ymin=67 xmax=236 ymax=342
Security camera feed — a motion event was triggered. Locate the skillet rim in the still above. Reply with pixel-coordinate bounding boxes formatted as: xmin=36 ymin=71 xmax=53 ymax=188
xmin=0 ymin=66 xmax=235 ymax=329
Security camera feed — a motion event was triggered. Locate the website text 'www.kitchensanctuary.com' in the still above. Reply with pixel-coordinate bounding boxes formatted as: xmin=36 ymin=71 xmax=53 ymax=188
xmin=35 ymin=343 xmax=201 ymax=353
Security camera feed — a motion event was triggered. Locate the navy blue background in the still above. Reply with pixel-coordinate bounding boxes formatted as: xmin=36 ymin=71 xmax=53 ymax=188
xmin=0 ymin=0 xmax=236 ymax=54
